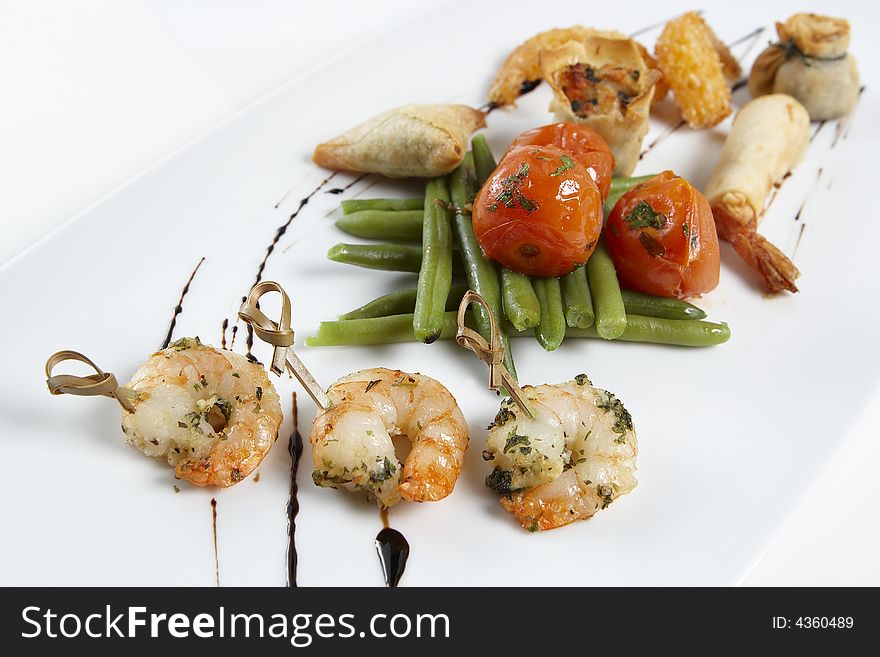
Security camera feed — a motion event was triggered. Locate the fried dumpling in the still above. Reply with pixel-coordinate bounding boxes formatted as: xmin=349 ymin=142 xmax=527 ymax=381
xmin=748 ymin=13 xmax=860 ymax=120
xmin=313 ymin=104 xmax=486 ymax=178
xmin=540 ymin=37 xmax=660 ymax=176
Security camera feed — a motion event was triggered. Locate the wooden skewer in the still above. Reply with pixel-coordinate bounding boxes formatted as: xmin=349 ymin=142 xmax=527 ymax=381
xmin=456 ymin=290 xmax=534 ymax=419
xmin=238 ymin=281 xmax=332 ymax=410
xmin=45 ymin=350 xmax=136 ymax=413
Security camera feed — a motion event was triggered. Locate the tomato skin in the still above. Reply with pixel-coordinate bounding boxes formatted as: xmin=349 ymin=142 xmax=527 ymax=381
xmin=473 ymin=145 xmax=602 ymax=277
xmin=506 ymin=123 xmax=615 ymax=201
xmin=605 ymin=171 xmax=720 ymax=299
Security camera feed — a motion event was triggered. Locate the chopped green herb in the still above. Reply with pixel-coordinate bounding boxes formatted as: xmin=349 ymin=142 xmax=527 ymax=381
xmin=185 ymin=411 xmax=203 ymax=427
xmin=503 ymin=429 xmax=531 ymax=454
xmin=487 ymin=405 xmax=516 ymax=430
xmin=549 ymin=154 xmax=576 ymax=177
xmin=625 ymin=200 xmax=667 ymax=230
xmin=370 ymin=456 xmax=396 ymax=483
xmin=494 ymin=159 xmax=538 ymax=213
xmin=597 ymin=483 xmax=614 ymax=509
xmin=485 ymin=468 xmax=514 ymax=494
xmin=574 ymin=373 xmax=591 ymax=386
xmin=597 ymin=391 xmax=633 ymax=441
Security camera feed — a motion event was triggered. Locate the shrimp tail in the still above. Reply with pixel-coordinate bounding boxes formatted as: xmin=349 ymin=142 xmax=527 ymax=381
xmin=500 ymin=470 xmax=594 ymax=532
xmin=398 ymin=433 xmax=466 ymax=503
xmin=714 ymin=206 xmax=800 ymax=294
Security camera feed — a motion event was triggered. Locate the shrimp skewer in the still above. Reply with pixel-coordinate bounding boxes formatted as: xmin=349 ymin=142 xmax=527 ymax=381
xmin=122 ymin=337 xmax=283 ymax=487
xmin=239 ymin=282 xmax=469 ymax=508
xmin=456 ymin=291 xmax=637 ymax=531
xmin=484 ymin=377 xmax=638 ymax=531
xmin=45 ymin=338 xmax=284 ymax=488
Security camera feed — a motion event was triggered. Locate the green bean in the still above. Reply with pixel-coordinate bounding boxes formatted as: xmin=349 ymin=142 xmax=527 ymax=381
xmin=501 ymin=268 xmax=541 ymax=331
xmin=327 ymin=243 xmax=422 ymax=272
xmin=309 ymin=312 xmax=730 ymax=348
xmin=603 ymin=174 xmax=657 ymax=217
xmin=560 ymin=266 xmax=594 ymax=329
xmin=413 ymin=177 xmax=454 ymax=343
xmin=306 ymin=313 xmax=459 ymax=347
xmin=335 ymin=210 xmax=423 ymax=241
xmin=563 ymin=314 xmax=730 ymax=346
xmin=586 ymin=240 xmax=627 ymax=339
xmin=471 ymin=134 xmax=498 ymax=185
xmin=450 ymin=153 xmax=518 ymax=380
xmin=532 ymin=277 xmax=566 ymax=351
xmin=340 ymin=198 xmax=424 ymax=214
xmin=338 ymin=284 xmax=468 ymax=321
xmin=620 ymin=289 xmax=707 ymax=320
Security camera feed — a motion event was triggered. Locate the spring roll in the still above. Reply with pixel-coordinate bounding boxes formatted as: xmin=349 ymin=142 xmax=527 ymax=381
xmin=703 ymin=94 xmax=810 ymax=293
xmin=749 ymin=13 xmax=860 ymax=120
xmin=540 ymin=37 xmax=661 ymax=176
xmin=313 ymin=104 xmax=486 ymax=178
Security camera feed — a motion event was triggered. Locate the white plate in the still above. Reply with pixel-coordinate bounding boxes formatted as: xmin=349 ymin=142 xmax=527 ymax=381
xmin=1 ymin=0 xmax=877 ymax=586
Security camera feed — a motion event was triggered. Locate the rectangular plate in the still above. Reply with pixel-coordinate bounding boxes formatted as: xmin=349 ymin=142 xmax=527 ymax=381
xmin=1 ymin=0 xmax=877 ymax=585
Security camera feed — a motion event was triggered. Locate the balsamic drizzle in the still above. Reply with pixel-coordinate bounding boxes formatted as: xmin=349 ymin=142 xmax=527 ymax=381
xmin=791 ymin=223 xmax=807 ymax=259
xmin=286 ymin=393 xmax=303 ymax=587
xmin=725 ymin=26 xmax=765 ymax=49
xmin=244 ymin=174 xmax=337 ymax=360
xmin=325 ymin=173 xmax=369 ymax=195
xmin=220 ymin=318 xmax=229 ymax=349
xmin=210 ymin=497 xmax=220 ymax=587
xmin=375 ymin=507 xmax=410 ymax=587
xmin=160 ymin=256 xmax=206 ymax=349
xmin=253 ymin=173 xmax=336 ymax=287
xmin=639 ymin=120 xmax=685 ymax=160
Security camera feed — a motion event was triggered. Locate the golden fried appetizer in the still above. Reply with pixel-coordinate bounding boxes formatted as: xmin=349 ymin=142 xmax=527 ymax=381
xmin=749 ymin=13 xmax=859 ymax=120
xmin=703 ymin=95 xmax=810 ymax=293
xmin=655 ymin=12 xmax=735 ymax=129
xmin=488 ymin=26 xmax=605 ymax=108
xmin=540 ymin=36 xmax=661 ymax=175
xmin=313 ymin=104 xmax=486 ymax=178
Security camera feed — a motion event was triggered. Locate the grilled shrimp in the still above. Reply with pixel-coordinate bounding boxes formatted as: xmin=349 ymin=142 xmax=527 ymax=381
xmin=310 ymin=368 xmax=468 ymax=507
xmin=121 ymin=337 xmax=282 ymax=487
xmin=483 ymin=374 xmax=637 ymax=531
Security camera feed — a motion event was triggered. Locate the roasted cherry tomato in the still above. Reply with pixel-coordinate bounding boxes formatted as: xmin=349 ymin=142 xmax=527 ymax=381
xmin=506 ymin=122 xmax=615 ymax=201
xmin=473 ymin=145 xmax=602 ymax=277
xmin=605 ymin=171 xmax=720 ymax=298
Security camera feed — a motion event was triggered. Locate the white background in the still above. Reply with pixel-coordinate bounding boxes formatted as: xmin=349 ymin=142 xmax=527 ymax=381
xmin=1 ymin=0 xmax=877 ymax=586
